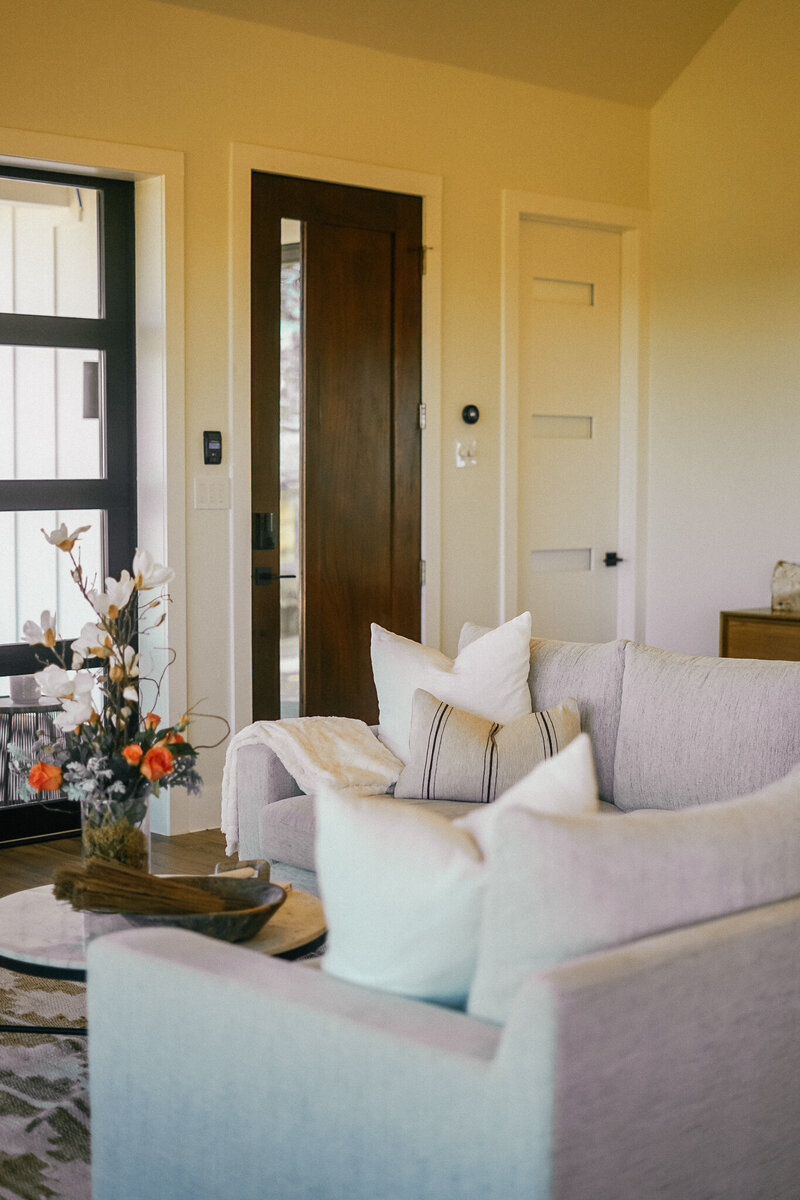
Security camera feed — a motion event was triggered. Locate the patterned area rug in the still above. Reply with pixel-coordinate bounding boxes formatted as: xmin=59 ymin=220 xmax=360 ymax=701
xmin=0 ymin=967 xmax=89 ymax=1200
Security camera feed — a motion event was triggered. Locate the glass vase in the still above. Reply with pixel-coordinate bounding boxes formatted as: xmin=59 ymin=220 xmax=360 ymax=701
xmin=80 ymin=790 xmax=151 ymax=872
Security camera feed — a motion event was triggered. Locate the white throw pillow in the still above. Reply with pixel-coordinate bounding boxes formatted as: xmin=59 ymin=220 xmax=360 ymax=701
xmin=468 ymin=764 xmax=800 ymax=1025
xmin=370 ymin=611 xmax=532 ymax=762
xmin=455 ymin=731 xmax=598 ymax=854
xmin=316 ymin=733 xmax=599 ymax=1008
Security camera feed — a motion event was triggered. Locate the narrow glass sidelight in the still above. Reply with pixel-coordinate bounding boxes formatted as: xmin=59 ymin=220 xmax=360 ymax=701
xmin=280 ymin=219 xmax=302 ymax=717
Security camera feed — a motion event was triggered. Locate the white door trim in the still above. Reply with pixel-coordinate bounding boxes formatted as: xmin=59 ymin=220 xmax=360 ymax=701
xmin=0 ymin=126 xmax=189 ymax=832
xmin=230 ymin=143 xmax=443 ymax=733
xmin=500 ymin=190 xmax=649 ymax=640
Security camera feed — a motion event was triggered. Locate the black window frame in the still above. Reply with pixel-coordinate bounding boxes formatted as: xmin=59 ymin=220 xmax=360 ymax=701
xmin=0 ymin=163 xmax=137 ymax=679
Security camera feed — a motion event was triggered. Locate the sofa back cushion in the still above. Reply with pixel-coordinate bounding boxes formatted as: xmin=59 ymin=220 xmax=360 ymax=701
xmin=458 ymin=626 xmax=626 ymax=803
xmin=468 ymin=764 xmax=800 ymax=1024
xmin=614 ymin=642 xmax=800 ymax=811
xmin=526 ymin=638 xmax=627 ymax=802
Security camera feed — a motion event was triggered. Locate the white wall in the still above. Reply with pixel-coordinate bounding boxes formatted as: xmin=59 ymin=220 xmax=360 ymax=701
xmin=0 ymin=0 xmax=650 ymax=829
xmin=647 ymin=0 xmax=800 ymax=654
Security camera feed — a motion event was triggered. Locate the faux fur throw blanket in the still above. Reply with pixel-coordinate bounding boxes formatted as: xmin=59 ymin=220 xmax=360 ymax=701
xmin=221 ymin=717 xmax=403 ymax=854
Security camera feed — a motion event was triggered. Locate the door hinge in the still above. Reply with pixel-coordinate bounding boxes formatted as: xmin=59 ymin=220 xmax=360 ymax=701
xmin=420 ymin=559 xmax=427 ymax=588
xmin=418 ymin=402 xmax=427 ymax=430
xmin=413 ymin=245 xmax=432 ymax=275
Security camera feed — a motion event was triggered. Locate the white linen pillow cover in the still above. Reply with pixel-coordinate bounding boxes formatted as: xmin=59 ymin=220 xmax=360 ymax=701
xmin=370 ymin=611 xmax=532 ymax=762
xmin=317 ymin=733 xmax=598 ymax=1008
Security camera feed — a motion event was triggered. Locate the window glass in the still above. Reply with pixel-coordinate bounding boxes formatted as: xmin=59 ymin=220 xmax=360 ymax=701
xmin=280 ymin=221 xmax=302 ymax=717
xmin=0 ymin=346 xmax=104 ymax=479
xmin=0 ymin=178 xmax=100 ymax=319
xmin=0 ymin=510 xmax=104 ymax=647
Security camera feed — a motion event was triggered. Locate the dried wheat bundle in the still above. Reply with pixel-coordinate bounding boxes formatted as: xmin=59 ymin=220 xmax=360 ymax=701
xmin=53 ymin=858 xmax=227 ymax=915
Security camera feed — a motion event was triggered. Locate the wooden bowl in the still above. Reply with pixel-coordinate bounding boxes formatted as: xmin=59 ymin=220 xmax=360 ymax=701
xmin=122 ymin=876 xmax=287 ymax=942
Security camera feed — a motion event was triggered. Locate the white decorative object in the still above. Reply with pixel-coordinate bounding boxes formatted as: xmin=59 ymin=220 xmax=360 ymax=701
xmin=771 ymin=560 xmax=800 ymax=611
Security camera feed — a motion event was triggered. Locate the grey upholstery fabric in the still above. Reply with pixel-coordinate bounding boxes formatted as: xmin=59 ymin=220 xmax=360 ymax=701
xmin=527 ymin=637 xmax=627 ymax=802
xmin=614 ymin=641 xmax=800 ymax=810
xmin=260 ymin=791 xmax=481 ymax=872
xmin=88 ymin=898 xmax=800 ymax=1199
xmin=469 ymin=765 xmax=800 ymax=1023
xmin=537 ymin=897 xmax=800 ymax=1200
xmin=235 ymin=741 xmax=299 ymax=859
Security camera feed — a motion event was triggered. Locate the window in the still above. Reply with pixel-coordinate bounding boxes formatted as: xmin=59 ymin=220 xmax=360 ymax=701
xmin=0 ymin=165 xmax=137 ymax=688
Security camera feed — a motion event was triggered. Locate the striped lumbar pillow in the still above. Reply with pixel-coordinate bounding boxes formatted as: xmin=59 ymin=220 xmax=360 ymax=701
xmin=393 ymin=689 xmax=580 ymax=804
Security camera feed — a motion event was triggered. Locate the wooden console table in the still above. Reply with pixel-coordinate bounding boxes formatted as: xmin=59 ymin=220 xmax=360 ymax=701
xmin=719 ymin=608 xmax=800 ymax=661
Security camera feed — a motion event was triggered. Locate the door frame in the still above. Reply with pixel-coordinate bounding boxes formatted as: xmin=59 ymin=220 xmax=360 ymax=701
xmin=500 ymin=190 xmax=650 ymax=641
xmin=0 ymin=125 xmax=191 ymax=833
xmin=230 ymin=144 xmax=443 ymax=733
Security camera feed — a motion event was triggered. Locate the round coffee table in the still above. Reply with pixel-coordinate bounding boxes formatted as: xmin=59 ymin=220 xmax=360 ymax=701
xmin=0 ymin=881 xmax=326 ymax=998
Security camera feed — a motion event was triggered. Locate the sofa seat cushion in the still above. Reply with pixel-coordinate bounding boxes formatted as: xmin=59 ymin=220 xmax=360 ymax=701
xmin=614 ymin=641 xmax=800 ymax=811
xmin=469 ymin=763 xmax=800 ymax=1024
xmin=259 ymin=791 xmax=483 ymax=872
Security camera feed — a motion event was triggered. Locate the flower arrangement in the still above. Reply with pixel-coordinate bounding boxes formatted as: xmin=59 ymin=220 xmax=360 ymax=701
xmin=10 ymin=523 xmax=204 ymax=869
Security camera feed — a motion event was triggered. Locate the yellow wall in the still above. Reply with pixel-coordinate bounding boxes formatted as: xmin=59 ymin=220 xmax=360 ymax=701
xmin=3 ymin=0 xmax=649 ymax=825
xmin=648 ymin=0 xmax=800 ymax=653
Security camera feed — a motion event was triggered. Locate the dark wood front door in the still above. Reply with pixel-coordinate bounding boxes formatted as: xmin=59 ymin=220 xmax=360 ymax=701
xmin=251 ymin=173 xmax=422 ymax=723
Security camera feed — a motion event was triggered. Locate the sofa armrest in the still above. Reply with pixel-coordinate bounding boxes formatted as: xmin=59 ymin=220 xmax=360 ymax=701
xmin=87 ymin=929 xmax=521 ymax=1200
xmin=499 ymin=895 xmax=800 ymax=1200
xmin=233 ymin=741 xmax=300 ymax=858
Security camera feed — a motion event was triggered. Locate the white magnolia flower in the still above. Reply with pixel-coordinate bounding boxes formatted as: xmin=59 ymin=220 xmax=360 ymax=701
xmin=34 ymin=663 xmax=74 ymax=699
xmin=41 ymin=523 xmax=91 ymax=552
xmin=22 ymin=610 xmax=57 ymax=649
xmin=71 ymin=622 xmax=111 ymax=664
xmin=110 ymin=643 xmax=139 ymax=675
xmin=72 ymin=671 xmax=96 ymax=700
xmin=132 ymin=548 xmax=175 ymax=591
xmin=90 ymin=570 xmax=135 ymax=618
xmin=34 ymin=666 xmax=95 ymax=706
xmin=122 ymin=685 xmax=139 ymax=704
xmin=54 ymin=695 xmax=95 ymax=730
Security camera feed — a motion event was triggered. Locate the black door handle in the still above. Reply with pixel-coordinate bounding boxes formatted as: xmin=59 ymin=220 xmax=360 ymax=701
xmin=603 ymin=552 xmax=624 ymax=567
xmin=254 ymin=568 xmax=297 ymax=586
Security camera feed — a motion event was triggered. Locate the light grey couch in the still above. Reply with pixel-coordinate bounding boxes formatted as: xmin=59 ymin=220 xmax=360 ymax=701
xmin=87 ymin=638 xmax=800 ymax=1199
xmin=228 ymin=636 xmax=800 ymax=891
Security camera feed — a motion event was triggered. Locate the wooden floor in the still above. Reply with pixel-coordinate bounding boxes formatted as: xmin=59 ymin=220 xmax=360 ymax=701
xmin=0 ymin=828 xmax=228 ymax=898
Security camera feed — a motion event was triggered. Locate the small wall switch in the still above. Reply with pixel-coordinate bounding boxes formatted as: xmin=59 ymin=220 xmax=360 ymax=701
xmin=456 ymin=439 xmax=478 ymax=468
xmin=194 ymin=476 xmax=231 ymax=509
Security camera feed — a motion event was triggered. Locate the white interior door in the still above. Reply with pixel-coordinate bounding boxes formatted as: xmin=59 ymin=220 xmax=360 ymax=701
xmin=517 ymin=218 xmax=622 ymax=642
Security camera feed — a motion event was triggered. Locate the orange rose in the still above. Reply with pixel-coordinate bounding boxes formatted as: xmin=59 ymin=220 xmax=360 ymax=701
xmin=28 ymin=762 xmax=63 ymax=792
xmin=166 ymin=732 xmax=185 ymax=745
xmin=122 ymin=743 xmax=144 ymax=765
xmin=140 ymin=744 xmax=174 ymax=783
xmin=144 ymin=712 xmax=161 ymax=730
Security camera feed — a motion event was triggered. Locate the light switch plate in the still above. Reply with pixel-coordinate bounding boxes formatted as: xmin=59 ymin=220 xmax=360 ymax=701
xmin=194 ymin=476 xmax=231 ymax=509
xmin=456 ymin=439 xmax=478 ymax=468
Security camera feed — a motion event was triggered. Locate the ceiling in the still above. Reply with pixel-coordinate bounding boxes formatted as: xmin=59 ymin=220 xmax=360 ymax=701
xmin=151 ymin=0 xmax=742 ymax=107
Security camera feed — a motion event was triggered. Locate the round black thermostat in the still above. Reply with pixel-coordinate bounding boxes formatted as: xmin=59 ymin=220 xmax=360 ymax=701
xmin=461 ymin=404 xmax=480 ymax=425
